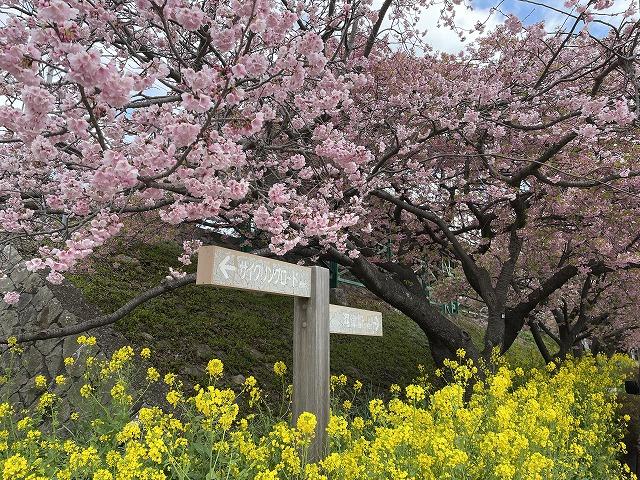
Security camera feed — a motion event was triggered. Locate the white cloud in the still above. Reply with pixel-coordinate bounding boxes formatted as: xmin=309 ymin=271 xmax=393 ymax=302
xmin=384 ymin=0 xmax=637 ymax=54
xmin=417 ymin=4 xmax=502 ymax=54
xmin=369 ymin=1 xmax=502 ymax=54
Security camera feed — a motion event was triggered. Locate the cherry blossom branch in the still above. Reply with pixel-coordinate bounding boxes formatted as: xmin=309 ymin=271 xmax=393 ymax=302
xmin=508 ymin=131 xmax=578 ymax=186
xmin=528 ymin=320 xmax=553 ymax=363
xmin=536 ymin=319 xmax=562 ymax=346
xmin=370 ymin=189 xmax=492 ymax=298
xmin=533 ymin=170 xmax=640 ymax=189
xmin=125 ymin=95 xmax=181 ymax=109
xmin=534 ymin=4 xmax=586 ymax=89
xmin=78 ymin=86 xmax=107 ymax=151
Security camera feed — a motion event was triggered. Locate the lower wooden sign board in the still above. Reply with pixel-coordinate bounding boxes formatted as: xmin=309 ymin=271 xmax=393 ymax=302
xmin=329 ymin=304 xmax=383 ymax=336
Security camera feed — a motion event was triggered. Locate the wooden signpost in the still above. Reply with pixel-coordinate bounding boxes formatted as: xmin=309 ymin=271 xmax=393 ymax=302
xmin=196 ymin=245 xmax=382 ymax=460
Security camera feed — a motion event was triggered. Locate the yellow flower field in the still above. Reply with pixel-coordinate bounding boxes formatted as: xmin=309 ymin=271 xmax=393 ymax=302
xmin=0 ymin=338 xmax=636 ymax=479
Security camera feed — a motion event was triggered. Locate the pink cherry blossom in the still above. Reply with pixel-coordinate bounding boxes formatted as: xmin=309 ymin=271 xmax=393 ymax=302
xmin=268 ymin=183 xmax=290 ymax=204
xmin=181 ymin=93 xmax=213 ymax=112
xmin=92 ymin=151 xmax=139 ymax=194
xmin=3 ymin=291 xmax=20 ymax=306
xmin=46 ymin=271 xmax=64 ymax=284
xmin=238 ymin=54 xmax=269 ymax=77
xmin=231 ymin=64 xmax=247 ymax=79
xmin=22 ymin=86 xmax=54 ymax=117
xmin=67 ymin=49 xmax=104 ymax=87
xmin=174 ymin=7 xmax=206 ymax=31
xmin=99 ymin=74 xmax=134 ymax=107
xmin=227 ymin=179 xmax=249 ymax=200
xmin=504 ymin=15 xmax=522 ymax=33
xmin=1 ymin=0 xmax=639 ymax=362
xmin=39 ymin=0 xmax=79 ymax=23
xmin=25 ymin=258 xmax=45 ymax=272
xmin=289 ymin=154 xmax=306 ymax=170
xmin=166 ymin=123 xmax=201 ymax=147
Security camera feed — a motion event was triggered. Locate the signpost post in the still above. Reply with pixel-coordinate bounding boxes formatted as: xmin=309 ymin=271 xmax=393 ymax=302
xmin=293 ymin=266 xmax=329 ymax=460
xmin=196 ymin=245 xmax=382 ymax=460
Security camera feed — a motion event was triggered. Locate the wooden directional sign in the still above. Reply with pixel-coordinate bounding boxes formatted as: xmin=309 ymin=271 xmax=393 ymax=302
xmin=196 ymin=245 xmax=383 ymax=462
xmin=329 ymin=305 xmax=383 ymax=336
xmin=196 ymin=246 xmax=311 ymax=297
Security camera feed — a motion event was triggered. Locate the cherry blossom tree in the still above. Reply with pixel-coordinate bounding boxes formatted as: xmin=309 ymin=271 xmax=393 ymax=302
xmin=1 ymin=0 xmax=639 ymax=364
xmin=527 ymin=269 xmax=640 ymax=362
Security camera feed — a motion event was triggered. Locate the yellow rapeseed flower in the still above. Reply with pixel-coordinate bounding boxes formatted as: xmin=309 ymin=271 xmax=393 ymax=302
xmin=0 ymin=403 xmax=13 ymax=419
xmin=207 ymin=359 xmax=224 ymax=378
xmin=0 ymin=348 xmax=632 ymax=480
xmin=34 ymin=375 xmax=47 ymax=389
xmin=405 ymin=384 xmax=425 ymax=403
xmin=93 ymin=469 xmax=113 ymax=480
xmin=3 ymin=453 xmax=28 ymax=478
xmin=147 ymin=367 xmax=160 ymax=382
xmin=37 ymin=392 xmax=56 ymax=411
xmin=76 ymin=335 xmax=96 ymax=346
xmin=273 ymin=361 xmax=287 ymax=376
xmin=16 ymin=417 xmax=32 ymax=431
xmin=166 ymin=390 xmax=182 ymax=407
xmin=7 ymin=336 xmax=23 ymax=354
xmin=164 ymin=373 xmax=177 ymax=386
xmin=296 ymin=412 xmax=317 ymax=437
xmin=80 ymin=384 xmax=93 ymax=398
xmin=110 ymin=381 xmax=131 ymax=404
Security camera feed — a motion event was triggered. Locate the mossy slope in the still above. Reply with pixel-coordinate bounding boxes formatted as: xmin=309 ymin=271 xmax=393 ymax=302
xmin=70 ymin=242 xmax=544 ymax=397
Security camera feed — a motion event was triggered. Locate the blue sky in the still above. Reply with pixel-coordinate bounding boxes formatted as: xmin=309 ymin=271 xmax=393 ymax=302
xmin=473 ymin=0 xmax=551 ymax=22
xmin=473 ymin=0 xmax=631 ymax=23
xmin=418 ymin=0 xmax=634 ymax=52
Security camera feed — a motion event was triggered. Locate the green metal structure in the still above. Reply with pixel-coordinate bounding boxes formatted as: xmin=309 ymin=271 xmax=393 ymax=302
xmin=328 ymin=260 xmax=461 ymax=315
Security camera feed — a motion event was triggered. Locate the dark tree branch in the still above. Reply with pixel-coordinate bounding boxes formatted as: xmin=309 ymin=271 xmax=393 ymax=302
xmin=363 ymin=0 xmax=392 ymax=57
xmin=371 ymin=189 xmax=490 ymax=297
xmin=537 ymin=319 xmax=561 ymax=346
xmin=509 ymin=131 xmax=578 ymax=187
xmin=2 ymin=274 xmax=197 ymax=345
xmin=529 ymin=320 xmax=553 ymax=363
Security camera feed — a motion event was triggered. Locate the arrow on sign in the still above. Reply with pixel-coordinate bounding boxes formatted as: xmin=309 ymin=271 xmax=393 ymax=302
xmin=218 ymin=255 xmax=236 ymax=279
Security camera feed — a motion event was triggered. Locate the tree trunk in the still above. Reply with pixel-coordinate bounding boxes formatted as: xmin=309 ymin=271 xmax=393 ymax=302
xmin=502 ymin=312 xmax=526 ymax=353
xmin=429 ymin=337 xmax=458 ymax=366
xmin=350 ymin=256 xmax=480 ymax=364
xmin=483 ymin=309 xmax=505 ymax=357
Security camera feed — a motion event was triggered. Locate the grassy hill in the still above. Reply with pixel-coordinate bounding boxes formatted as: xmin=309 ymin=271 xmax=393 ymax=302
xmin=69 ymin=241 xmax=545 ymax=399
